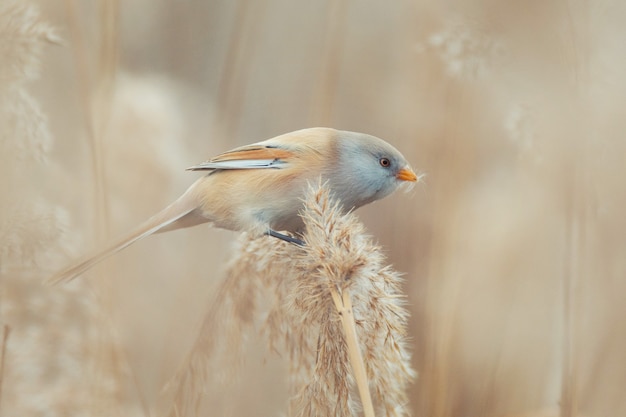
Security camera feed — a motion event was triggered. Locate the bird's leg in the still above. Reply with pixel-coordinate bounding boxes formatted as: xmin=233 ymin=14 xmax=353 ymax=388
xmin=266 ymin=230 xmax=305 ymax=246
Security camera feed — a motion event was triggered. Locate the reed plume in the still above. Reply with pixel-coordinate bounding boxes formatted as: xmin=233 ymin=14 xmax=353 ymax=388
xmin=167 ymin=180 xmax=414 ymax=417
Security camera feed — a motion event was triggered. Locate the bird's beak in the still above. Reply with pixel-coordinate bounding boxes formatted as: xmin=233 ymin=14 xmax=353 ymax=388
xmin=396 ymin=166 xmax=418 ymax=182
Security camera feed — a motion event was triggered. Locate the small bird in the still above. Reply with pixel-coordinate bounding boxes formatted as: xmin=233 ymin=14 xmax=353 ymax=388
xmin=49 ymin=127 xmax=417 ymax=284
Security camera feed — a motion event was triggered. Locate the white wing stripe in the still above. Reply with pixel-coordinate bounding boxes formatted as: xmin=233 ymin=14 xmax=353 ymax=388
xmin=187 ymin=159 xmax=287 ymax=171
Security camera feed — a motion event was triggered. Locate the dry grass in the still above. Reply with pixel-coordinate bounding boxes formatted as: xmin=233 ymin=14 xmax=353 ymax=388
xmin=2 ymin=0 xmax=626 ymax=416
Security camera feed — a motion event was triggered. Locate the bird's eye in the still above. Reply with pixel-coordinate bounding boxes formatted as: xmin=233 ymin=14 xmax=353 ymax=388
xmin=379 ymin=157 xmax=391 ymax=168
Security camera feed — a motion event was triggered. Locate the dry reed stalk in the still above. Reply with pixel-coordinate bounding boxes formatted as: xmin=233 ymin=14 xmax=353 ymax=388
xmin=214 ymin=0 xmax=268 ymax=138
xmin=308 ymin=0 xmax=349 ymax=126
xmin=62 ymin=2 xmax=138 ymax=414
xmin=63 ymin=0 xmax=111 ymax=237
xmin=166 ymin=181 xmax=414 ymax=417
xmin=330 ymin=287 xmax=375 ymax=417
xmin=0 ymin=325 xmax=9 ymax=414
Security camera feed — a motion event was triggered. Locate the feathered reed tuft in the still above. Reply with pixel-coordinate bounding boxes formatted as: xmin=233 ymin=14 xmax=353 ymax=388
xmin=0 ymin=1 xmax=59 ymax=84
xmin=167 ymin=180 xmax=414 ymax=417
xmin=0 ymin=3 xmax=122 ymax=416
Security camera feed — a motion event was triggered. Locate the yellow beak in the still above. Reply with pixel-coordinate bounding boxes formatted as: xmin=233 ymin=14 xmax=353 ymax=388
xmin=396 ymin=167 xmax=418 ymax=182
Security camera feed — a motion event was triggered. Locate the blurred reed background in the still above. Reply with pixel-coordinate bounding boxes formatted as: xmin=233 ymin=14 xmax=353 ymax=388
xmin=1 ymin=0 xmax=625 ymax=416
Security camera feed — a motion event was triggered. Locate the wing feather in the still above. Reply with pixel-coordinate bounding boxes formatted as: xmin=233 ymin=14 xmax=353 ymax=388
xmin=187 ymin=145 xmax=293 ymax=171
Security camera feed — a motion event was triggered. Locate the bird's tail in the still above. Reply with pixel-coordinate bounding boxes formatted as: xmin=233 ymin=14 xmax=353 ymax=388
xmin=47 ymin=184 xmax=207 ymax=285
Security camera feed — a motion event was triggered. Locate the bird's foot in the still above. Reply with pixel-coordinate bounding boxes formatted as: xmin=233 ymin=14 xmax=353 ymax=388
xmin=266 ymin=230 xmax=305 ymax=246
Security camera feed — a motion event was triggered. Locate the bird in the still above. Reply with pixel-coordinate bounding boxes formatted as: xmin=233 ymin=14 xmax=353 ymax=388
xmin=48 ymin=127 xmax=417 ymax=284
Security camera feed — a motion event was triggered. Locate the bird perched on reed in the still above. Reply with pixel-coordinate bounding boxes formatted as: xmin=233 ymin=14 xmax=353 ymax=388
xmin=49 ymin=127 xmax=417 ymax=284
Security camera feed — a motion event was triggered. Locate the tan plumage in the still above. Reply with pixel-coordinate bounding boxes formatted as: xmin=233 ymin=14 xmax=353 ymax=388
xmin=48 ymin=127 xmax=417 ymax=284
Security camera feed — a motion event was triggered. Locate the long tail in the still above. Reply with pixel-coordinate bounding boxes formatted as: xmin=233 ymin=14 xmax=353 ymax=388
xmin=47 ymin=184 xmax=208 ymax=285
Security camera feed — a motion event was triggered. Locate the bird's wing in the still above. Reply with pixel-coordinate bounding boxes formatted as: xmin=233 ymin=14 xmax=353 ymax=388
xmin=186 ymin=144 xmax=294 ymax=171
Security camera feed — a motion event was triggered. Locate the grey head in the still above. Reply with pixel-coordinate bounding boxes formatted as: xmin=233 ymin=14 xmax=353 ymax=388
xmin=329 ymin=130 xmax=417 ymax=210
